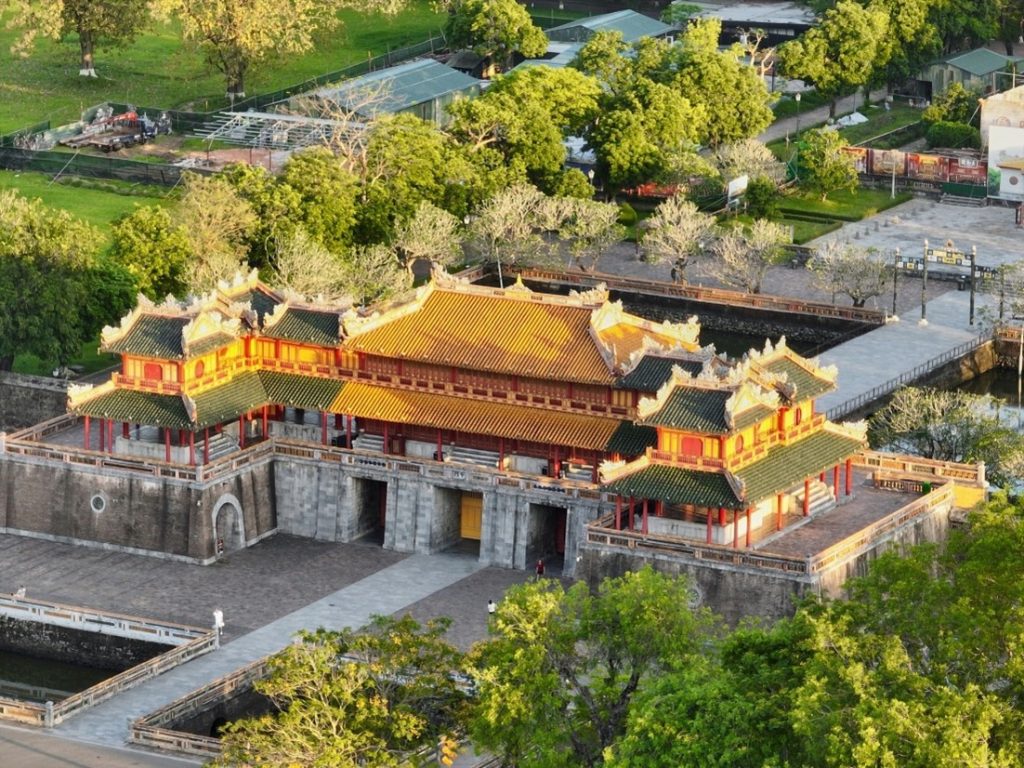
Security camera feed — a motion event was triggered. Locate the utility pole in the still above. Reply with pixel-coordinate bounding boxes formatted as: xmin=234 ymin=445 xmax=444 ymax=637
xmin=969 ymin=245 xmax=977 ymax=326
xmin=892 ymin=247 xmax=900 ymax=317
xmin=920 ymin=239 xmax=928 ymax=325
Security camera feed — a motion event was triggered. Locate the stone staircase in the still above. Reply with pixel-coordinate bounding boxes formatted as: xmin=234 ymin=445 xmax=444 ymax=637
xmin=447 ymin=446 xmax=501 ymax=468
xmin=939 ymin=192 xmax=986 ymax=207
xmin=793 ymin=478 xmax=836 ymax=517
xmin=353 ymin=433 xmax=384 ymax=452
xmin=203 ymin=432 xmax=238 ymax=464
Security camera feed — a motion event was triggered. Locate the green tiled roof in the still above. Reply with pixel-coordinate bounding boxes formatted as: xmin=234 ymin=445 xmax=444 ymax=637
xmin=606 ymin=421 xmax=658 ymax=455
xmin=943 ymin=48 xmax=1022 ymax=77
xmin=264 ymin=308 xmax=341 ymax=345
xmin=192 ymin=372 xmax=268 ymax=429
xmin=736 ymin=429 xmax=862 ymax=503
xmin=615 ymin=356 xmax=703 ymax=391
xmin=763 ymin=357 xmax=834 ymax=402
xmin=732 ymin=403 xmax=775 ymax=432
xmin=236 ymin=287 xmax=280 ymax=323
xmin=604 ymin=464 xmax=741 ymax=508
xmin=641 ymin=388 xmax=732 ymax=433
xmin=259 ymin=371 xmax=344 ymax=410
xmin=71 ymin=389 xmax=191 ymax=429
xmin=105 ymin=315 xmax=188 ymax=359
xmin=185 ymin=332 xmax=235 ymax=359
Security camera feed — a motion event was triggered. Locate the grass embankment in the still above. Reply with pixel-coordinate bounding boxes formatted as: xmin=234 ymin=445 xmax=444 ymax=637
xmin=0 ymin=2 xmax=446 ymax=134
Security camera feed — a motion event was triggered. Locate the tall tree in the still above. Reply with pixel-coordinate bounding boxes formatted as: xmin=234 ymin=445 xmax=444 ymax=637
xmin=393 ymin=201 xmax=464 ymax=275
xmin=271 ymin=228 xmax=351 ymax=302
xmin=444 ymin=0 xmax=547 ymax=71
xmin=174 ymin=173 xmax=257 ymax=294
xmin=217 ymin=616 xmax=467 ymax=768
xmin=0 ymin=190 xmax=102 ymax=370
xmin=110 ymin=205 xmax=192 ymax=301
xmin=704 ymin=219 xmax=789 ymax=294
xmin=713 ymin=139 xmax=787 ymax=185
xmin=221 ymin=162 xmax=302 ymax=268
xmin=799 ymin=129 xmax=859 ymax=201
xmin=155 ymin=0 xmax=406 ymax=99
xmin=279 ymin=148 xmax=359 ymax=254
xmin=670 ymin=19 xmax=774 ymax=147
xmin=7 ymin=0 xmax=151 ymax=77
xmin=466 ymin=183 xmax=548 ymax=287
xmin=641 ymin=194 xmax=716 ymax=283
xmin=777 ymin=0 xmax=889 ymax=118
xmin=467 ymin=567 xmax=717 ymax=768
xmin=859 ymin=0 xmax=941 ymax=92
xmin=341 ymin=243 xmax=410 ymax=307
xmin=808 ymin=240 xmax=893 ymax=307
xmin=554 ymin=198 xmax=625 ymax=272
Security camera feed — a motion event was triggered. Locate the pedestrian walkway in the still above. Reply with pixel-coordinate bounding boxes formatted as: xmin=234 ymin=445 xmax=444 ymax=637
xmin=817 ymin=291 xmax=997 ymax=419
xmin=54 ymin=553 xmax=484 ymax=748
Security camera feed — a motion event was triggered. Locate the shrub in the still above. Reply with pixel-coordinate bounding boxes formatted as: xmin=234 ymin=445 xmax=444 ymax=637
xmin=744 ymin=176 xmax=779 ymax=219
xmin=617 ymin=202 xmax=638 ymax=227
xmin=925 ymin=121 xmax=981 ymax=150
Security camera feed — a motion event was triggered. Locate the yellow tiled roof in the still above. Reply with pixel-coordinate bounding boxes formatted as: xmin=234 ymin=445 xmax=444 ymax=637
xmin=345 ymin=290 xmax=616 ymax=384
xmin=330 ymin=382 xmax=621 ymax=451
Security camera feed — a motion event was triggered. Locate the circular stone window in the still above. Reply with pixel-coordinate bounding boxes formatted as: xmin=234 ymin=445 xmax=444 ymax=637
xmin=686 ymin=583 xmax=703 ymax=609
xmin=90 ymin=493 xmax=107 ymax=514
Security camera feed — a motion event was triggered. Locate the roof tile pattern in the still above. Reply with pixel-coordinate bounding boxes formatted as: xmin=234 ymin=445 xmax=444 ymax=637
xmin=604 ymin=464 xmax=740 ymax=508
xmin=259 ymin=371 xmax=344 ymax=411
xmin=264 ymin=308 xmax=341 ymax=346
xmin=330 ymin=382 xmax=620 ymax=450
xmin=105 ymin=315 xmax=189 ymax=359
xmin=615 ymin=356 xmax=703 ymax=391
xmin=735 ymin=429 xmax=863 ymax=502
xmin=640 ymin=388 xmax=733 ymax=432
xmin=192 ymin=372 xmax=268 ymax=429
xmin=762 ymin=357 xmax=835 ymax=402
xmin=71 ymin=389 xmax=191 ymax=430
xmin=346 ymin=291 xmax=616 ymax=384
xmin=605 ymin=421 xmax=658 ymax=455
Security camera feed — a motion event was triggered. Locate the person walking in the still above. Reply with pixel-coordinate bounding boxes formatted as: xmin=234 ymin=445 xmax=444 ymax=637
xmin=487 ymin=599 xmax=497 ymax=616
xmin=535 ymin=559 xmax=545 ymax=578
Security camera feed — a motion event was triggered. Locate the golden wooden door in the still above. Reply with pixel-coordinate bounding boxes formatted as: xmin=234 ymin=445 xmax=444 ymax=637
xmin=460 ymin=492 xmax=483 ymax=540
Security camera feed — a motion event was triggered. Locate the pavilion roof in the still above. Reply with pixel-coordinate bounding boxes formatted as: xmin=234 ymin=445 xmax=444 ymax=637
xmin=604 ymin=463 xmax=741 ymax=508
xmin=70 ymin=387 xmax=193 ymax=430
xmin=605 ymin=421 xmax=658 ymax=456
xmin=330 ymin=382 xmax=622 ymax=451
xmin=263 ymin=306 xmax=344 ymax=346
xmin=614 ymin=355 xmax=704 ymax=391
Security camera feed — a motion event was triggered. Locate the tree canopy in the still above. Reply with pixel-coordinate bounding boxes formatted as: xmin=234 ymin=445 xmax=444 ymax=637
xmin=444 ymin=0 xmax=547 ymax=69
xmin=798 ymin=128 xmax=859 ymax=201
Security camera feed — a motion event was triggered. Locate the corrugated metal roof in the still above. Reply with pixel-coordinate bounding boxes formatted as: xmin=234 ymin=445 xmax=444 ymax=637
xmin=71 ymin=389 xmax=192 ymax=430
xmin=310 ymin=60 xmax=481 ymax=114
xmin=736 ymin=429 xmax=862 ymax=502
xmin=104 ymin=315 xmax=188 ymax=359
xmin=330 ymin=382 xmax=620 ymax=450
xmin=264 ymin=307 xmax=341 ymax=346
xmin=762 ymin=357 xmax=835 ymax=402
xmin=944 ymin=48 xmax=1023 ymax=76
xmin=546 ymin=10 xmax=671 ymax=43
xmin=345 ymin=290 xmax=617 ymax=384
xmin=604 ymin=464 xmax=741 ymax=508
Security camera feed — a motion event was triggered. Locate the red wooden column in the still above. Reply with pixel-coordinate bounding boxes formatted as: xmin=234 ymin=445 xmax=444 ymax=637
xmin=204 ymin=428 xmax=210 ymax=463
xmin=833 ymin=465 xmax=840 ymax=498
xmin=746 ymin=507 xmax=753 ymax=546
xmin=628 ymin=497 xmax=635 ymax=530
xmin=188 ymin=432 xmax=195 ymax=466
xmin=499 ymin=438 xmax=506 ymax=469
xmin=845 ymin=459 xmax=853 ymax=496
xmin=776 ymin=493 xmax=784 ymax=531
xmin=83 ymin=416 xmax=91 ymax=450
xmin=164 ymin=429 xmax=171 ymax=462
xmin=107 ymin=420 xmax=114 ymax=453
xmin=718 ymin=507 xmax=727 ymax=525
xmin=615 ymin=495 xmax=622 ymax=530
xmin=591 ymin=451 xmax=599 ymax=483
xmin=122 ymin=422 xmax=130 ymax=439
xmin=706 ymin=510 xmax=712 ymax=543
xmin=335 ymin=414 xmax=343 ymax=429
xmin=346 ymin=416 xmax=352 ymax=448
xmin=732 ymin=511 xmax=739 ymax=549
xmin=382 ymin=423 xmax=389 ymax=454
xmin=803 ymin=478 xmax=811 ymax=516
xmin=321 ymin=412 xmax=328 ymax=445
xmin=238 ymin=416 xmax=246 ymax=449
xmin=820 ymin=471 xmax=826 ymax=483
xmin=641 ymin=499 xmax=649 ymax=535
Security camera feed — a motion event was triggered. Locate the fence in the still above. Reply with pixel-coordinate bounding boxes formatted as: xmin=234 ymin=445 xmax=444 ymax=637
xmin=824 ymin=329 xmax=993 ymax=419
xmin=509 ymin=266 xmax=887 ymax=324
xmin=0 ymin=595 xmax=215 ymax=728
xmin=0 ymin=146 xmax=207 ymax=186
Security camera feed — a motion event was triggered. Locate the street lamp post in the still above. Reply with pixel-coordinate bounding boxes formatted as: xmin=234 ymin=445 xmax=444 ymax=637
xmin=921 ymin=239 xmax=928 ymax=325
xmin=793 ymin=92 xmax=802 ymax=180
xmin=892 ymin=247 xmax=900 ymax=317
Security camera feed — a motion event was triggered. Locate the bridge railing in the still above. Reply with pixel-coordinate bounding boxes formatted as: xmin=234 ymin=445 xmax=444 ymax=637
xmin=825 ymin=328 xmax=992 ymax=419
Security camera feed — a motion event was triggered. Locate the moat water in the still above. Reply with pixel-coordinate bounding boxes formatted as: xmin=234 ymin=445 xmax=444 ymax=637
xmin=0 ymin=650 xmax=111 ymax=703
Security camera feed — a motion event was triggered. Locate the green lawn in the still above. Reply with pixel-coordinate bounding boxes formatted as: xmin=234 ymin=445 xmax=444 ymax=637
xmin=0 ymin=2 xmax=446 ymax=134
xmin=837 ymin=102 xmax=922 ymax=146
xmin=0 ymin=169 xmax=170 ymax=244
xmin=14 ymin=341 xmax=117 ymax=377
xmin=771 ymin=89 xmax=832 ymax=118
xmin=779 ymin=188 xmax=912 ymax=221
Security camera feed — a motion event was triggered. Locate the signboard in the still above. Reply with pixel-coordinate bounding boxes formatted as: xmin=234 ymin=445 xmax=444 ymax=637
xmin=870 ymin=149 xmax=906 ymax=176
xmin=907 ymin=153 xmax=948 ymax=182
xmin=726 ymin=174 xmax=749 ymax=200
xmin=988 ymin=125 xmax=1024 ymax=201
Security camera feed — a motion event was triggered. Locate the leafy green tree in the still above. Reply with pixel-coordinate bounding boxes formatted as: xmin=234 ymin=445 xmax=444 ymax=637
xmin=155 ymin=0 xmax=405 ymax=98
xmin=922 ymin=82 xmax=982 ymax=126
xmin=220 ymin=162 xmax=302 ymax=268
xmin=279 ymin=148 xmax=359 ymax=254
xmin=0 ymin=190 xmax=102 ymax=370
xmin=868 ymin=386 xmax=1024 ymax=486
xmin=858 ymin=0 xmax=941 ymax=93
xmin=467 ymin=567 xmax=717 ymax=768
xmin=799 ymin=129 xmax=859 ymax=201
xmin=449 ymin=67 xmax=601 ymax=193
xmin=217 ymin=616 xmax=467 ymax=768
xmin=7 ymin=0 xmax=152 ymax=76
xmin=670 ymin=19 xmax=774 ymax=147
xmin=777 ymin=0 xmax=889 ymax=118
xmin=925 ymin=120 xmax=982 ymax=149
xmin=444 ymin=0 xmax=547 ymax=70
xmin=110 ymin=206 xmax=191 ymax=300
xmin=341 ymin=243 xmax=411 ymax=307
